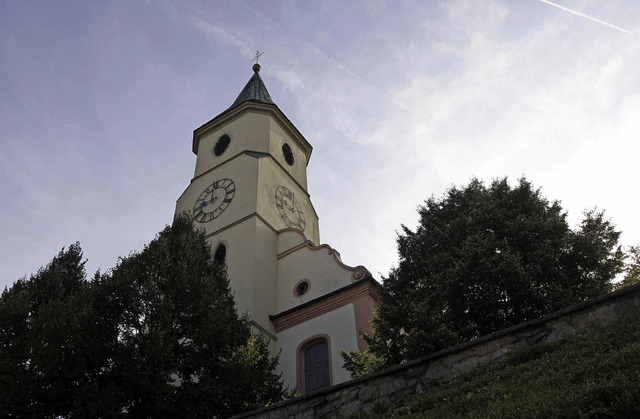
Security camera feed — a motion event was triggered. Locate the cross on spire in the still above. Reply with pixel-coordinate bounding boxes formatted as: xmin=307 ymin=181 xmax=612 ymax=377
xmin=252 ymin=50 xmax=264 ymax=65
xmin=252 ymin=50 xmax=264 ymax=72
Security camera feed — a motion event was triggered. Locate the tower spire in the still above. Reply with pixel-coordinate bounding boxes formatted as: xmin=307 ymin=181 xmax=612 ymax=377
xmin=229 ymin=53 xmax=273 ymax=109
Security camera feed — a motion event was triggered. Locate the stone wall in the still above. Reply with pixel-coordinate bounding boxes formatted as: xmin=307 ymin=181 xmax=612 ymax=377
xmin=231 ymin=284 xmax=640 ymax=419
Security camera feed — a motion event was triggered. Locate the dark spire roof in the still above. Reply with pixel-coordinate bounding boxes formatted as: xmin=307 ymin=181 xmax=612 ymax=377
xmin=229 ymin=63 xmax=274 ymax=109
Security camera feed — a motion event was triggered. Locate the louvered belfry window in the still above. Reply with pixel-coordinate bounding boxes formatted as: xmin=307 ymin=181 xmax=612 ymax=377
xmin=304 ymin=340 xmax=330 ymax=392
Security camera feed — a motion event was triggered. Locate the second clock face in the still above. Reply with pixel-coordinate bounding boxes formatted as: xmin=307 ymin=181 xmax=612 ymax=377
xmin=193 ymin=178 xmax=235 ymax=223
xmin=275 ymin=185 xmax=306 ymax=231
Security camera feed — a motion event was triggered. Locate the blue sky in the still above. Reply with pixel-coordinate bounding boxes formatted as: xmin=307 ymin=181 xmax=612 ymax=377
xmin=2 ymin=0 xmax=639 ymax=290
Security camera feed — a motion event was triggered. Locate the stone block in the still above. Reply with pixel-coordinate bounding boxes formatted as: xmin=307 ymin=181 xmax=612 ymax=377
xmin=339 ymin=400 xmax=362 ymax=417
xmin=358 ymin=383 xmax=379 ymax=401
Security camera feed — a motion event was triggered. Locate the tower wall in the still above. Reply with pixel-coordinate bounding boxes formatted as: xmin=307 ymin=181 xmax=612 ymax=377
xmin=175 ymin=67 xmax=379 ymax=393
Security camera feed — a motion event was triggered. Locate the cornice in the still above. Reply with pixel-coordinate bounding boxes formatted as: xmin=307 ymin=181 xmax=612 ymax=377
xmin=276 ymin=233 xmax=370 ymax=281
xmin=270 ymin=278 xmax=380 ymax=333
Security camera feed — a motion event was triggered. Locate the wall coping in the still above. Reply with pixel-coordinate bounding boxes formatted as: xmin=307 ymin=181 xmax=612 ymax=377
xmin=232 ymin=283 xmax=640 ymax=418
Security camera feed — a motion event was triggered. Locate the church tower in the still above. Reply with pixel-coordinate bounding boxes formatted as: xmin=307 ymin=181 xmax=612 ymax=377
xmin=176 ymin=63 xmax=379 ymax=392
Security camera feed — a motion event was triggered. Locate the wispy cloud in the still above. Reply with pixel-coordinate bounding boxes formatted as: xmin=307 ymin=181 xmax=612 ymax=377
xmin=188 ymin=15 xmax=254 ymax=59
xmin=238 ymin=1 xmax=411 ymax=111
xmin=538 ymin=0 xmax=632 ymax=34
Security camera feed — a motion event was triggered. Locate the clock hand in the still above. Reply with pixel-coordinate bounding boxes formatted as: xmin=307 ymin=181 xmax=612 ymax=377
xmin=287 ymin=193 xmax=295 ymax=211
xmin=209 ymin=189 xmax=218 ymax=204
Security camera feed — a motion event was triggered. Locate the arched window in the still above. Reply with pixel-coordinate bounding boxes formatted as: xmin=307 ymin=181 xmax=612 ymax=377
xmin=214 ymin=244 xmax=226 ymax=265
xmin=302 ymin=339 xmax=330 ymax=393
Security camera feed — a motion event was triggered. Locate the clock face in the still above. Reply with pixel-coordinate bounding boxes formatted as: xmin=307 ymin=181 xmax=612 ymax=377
xmin=275 ymin=185 xmax=306 ymax=231
xmin=193 ymin=178 xmax=235 ymax=223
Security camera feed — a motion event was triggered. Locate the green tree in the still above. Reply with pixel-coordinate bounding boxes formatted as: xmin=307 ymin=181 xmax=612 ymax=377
xmin=0 ymin=243 xmax=101 ymax=418
xmin=1 ymin=216 xmax=287 ymax=417
xmin=91 ymin=215 xmax=286 ymax=417
xmin=614 ymin=245 xmax=640 ymax=290
xmin=359 ymin=177 xmax=624 ymax=370
xmin=339 ymin=349 xmax=384 ymax=379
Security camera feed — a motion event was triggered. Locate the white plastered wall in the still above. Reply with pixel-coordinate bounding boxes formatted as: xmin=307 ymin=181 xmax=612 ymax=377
xmin=193 ymin=110 xmax=309 ymax=191
xmin=176 ymin=104 xmax=366 ymax=389
xmin=276 ymin=231 xmax=356 ymax=313
xmin=277 ymin=304 xmax=359 ymax=390
xmin=266 ymin=114 xmax=309 ymax=191
xmin=256 ymin=158 xmax=319 ymax=245
xmin=181 ymin=109 xmax=319 ymax=244
xmin=193 ymin=112 xmax=270 ymax=179
xmin=175 ymin=155 xmax=259 ymax=237
xmin=189 ymin=218 xmax=278 ymax=336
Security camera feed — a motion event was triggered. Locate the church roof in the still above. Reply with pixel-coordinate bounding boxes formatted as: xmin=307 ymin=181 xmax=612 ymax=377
xmin=229 ymin=63 xmax=274 ymax=109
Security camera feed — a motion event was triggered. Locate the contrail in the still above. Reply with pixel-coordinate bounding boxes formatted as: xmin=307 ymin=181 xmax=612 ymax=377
xmin=238 ymin=1 xmax=411 ymax=111
xmin=538 ymin=0 xmax=631 ymax=34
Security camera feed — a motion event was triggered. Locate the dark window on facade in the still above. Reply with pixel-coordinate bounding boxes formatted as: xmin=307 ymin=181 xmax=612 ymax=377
xmin=282 ymin=143 xmax=294 ymax=166
xmin=214 ymin=244 xmax=227 ymax=265
xmin=295 ymin=280 xmax=310 ymax=296
xmin=303 ymin=340 xmax=330 ymax=392
xmin=214 ymin=134 xmax=231 ymax=156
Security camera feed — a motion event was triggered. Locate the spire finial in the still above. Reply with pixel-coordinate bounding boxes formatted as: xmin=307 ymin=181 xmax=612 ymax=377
xmin=252 ymin=50 xmax=264 ymax=72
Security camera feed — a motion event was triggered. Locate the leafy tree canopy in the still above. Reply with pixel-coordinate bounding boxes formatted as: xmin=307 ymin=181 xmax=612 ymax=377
xmin=359 ymin=177 xmax=624 ymax=370
xmin=0 ymin=243 xmax=93 ymax=418
xmin=614 ymin=245 xmax=640 ymax=290
xmin=0 ymin=215 xmax=286 ymax=418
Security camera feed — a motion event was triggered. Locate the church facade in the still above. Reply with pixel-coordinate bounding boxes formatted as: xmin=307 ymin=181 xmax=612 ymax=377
xmin=175 ymin=64 xmax=379 ymax=393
